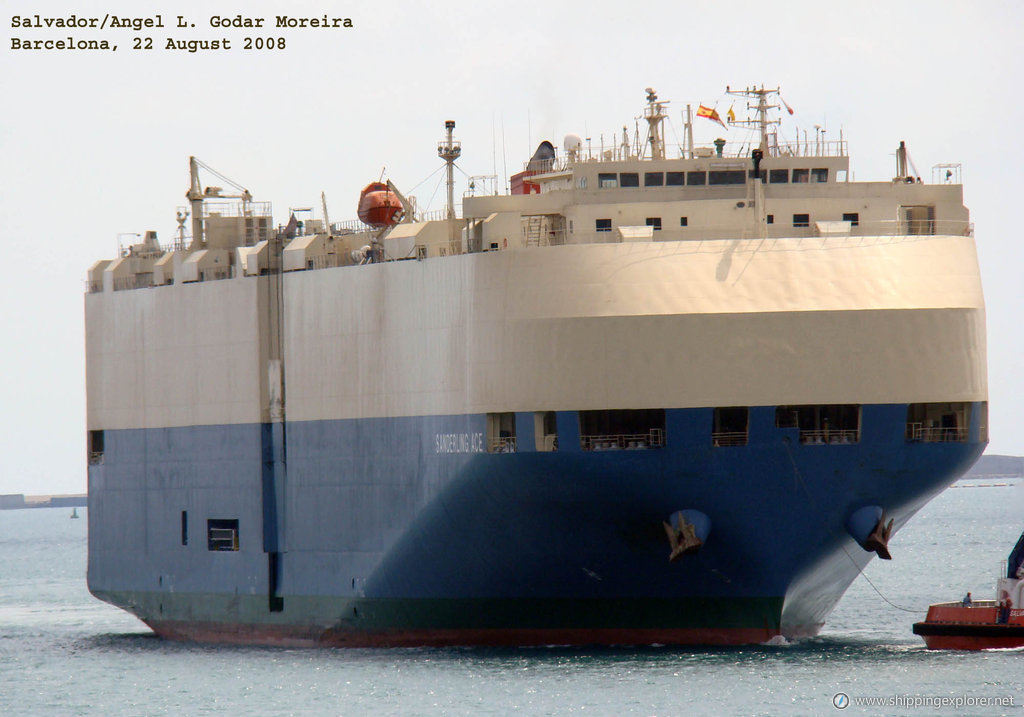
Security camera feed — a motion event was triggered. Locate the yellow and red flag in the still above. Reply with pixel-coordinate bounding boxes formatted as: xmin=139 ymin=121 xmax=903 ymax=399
xmin=697 ymin=104 xmax=727 ymax=129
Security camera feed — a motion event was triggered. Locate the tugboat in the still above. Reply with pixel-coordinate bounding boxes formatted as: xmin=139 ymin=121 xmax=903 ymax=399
xmin=913 ymin=529 xmax=1024 ymax=649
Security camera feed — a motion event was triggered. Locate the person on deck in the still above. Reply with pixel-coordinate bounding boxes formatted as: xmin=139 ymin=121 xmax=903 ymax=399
xmin=961 ymin=592 xmax=972 ymax=607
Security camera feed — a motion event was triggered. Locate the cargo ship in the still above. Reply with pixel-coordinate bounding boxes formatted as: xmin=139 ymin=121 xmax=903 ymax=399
xmin=85 ymin=86 xmax=987 ymax=646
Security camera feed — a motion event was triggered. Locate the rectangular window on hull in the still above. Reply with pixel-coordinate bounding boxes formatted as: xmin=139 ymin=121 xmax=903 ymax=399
xmin=535 ymin=411 xmax=558 ymax=451
xmin=596 ymin=218 xmax=612 ymax=232
xmin=579 ymin=409 xmax=665 ymax=451
xmin=207 ymin=518 xmax=239 ymax=551
xmin=775 ymin=405 xmax=861 ymax=444
xmin=88 ymin=430 xmax=104 ymax=465
xmin=487 ymin=412 xmax=517 ymax=453
xmin=905 ymin=402 xmax=972 ymax=443
xmin=793 ymin=213 xmax=810 ymax=227
xmin=181 ymin=511 xmax=188 ymax=546
xmin=712 ymin=407 xmax=749 ymax=446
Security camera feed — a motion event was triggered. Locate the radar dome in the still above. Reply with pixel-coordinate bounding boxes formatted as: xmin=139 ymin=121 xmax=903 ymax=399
xmin=563 ymin=133 xmax=583 ymax=153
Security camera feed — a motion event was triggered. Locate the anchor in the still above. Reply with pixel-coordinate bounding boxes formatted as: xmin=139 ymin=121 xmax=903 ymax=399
xmin=846 ymin=505 xmax=894 ymax=560
xmin=663 ymin=513 xmax=704 ymax=562
xmin=864 ymin=513 xmax=894 ymax=560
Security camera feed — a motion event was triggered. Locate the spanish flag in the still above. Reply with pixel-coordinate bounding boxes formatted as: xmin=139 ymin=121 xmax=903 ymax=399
xmin=697 ymin=104 xmax=727 ymax=129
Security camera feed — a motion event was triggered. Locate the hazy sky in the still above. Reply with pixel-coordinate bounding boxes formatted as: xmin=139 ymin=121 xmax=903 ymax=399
xmin=1 ymin=0 xmax=1020 ymax=495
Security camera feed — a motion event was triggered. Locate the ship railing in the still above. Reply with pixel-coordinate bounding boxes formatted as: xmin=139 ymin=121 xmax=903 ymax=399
xmin=931 ymin=600 xmax=999 ymax=609
xmin=800 ymin=429 xmax=859 ymax=445
xmin=112 ymin=274 xmax=155 ymax=292
xmin=580 ymin=429 xmax=665 ymax=451
xmin=332 ymin=218 xmax=378 ymax=233
xmin=711 ymin=431 xmax=748 ymax=447
xmin=488 ymin=436 xmax=517 ymax=453
xmin=528 ymin=139 xmax=849 ymax=170
xmin=905 ymin=424 xmax=969 ymax=443
xmin=201 ymin=201 xmax=272 ymax=219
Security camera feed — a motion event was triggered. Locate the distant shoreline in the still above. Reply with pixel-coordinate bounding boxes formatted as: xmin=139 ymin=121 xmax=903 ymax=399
xmin=0 ymin=494 xmax=87 ymax=510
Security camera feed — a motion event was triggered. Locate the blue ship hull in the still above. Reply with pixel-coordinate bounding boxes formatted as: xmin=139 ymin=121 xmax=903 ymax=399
xmin=87 ymin=403 xmax=985 ymax=645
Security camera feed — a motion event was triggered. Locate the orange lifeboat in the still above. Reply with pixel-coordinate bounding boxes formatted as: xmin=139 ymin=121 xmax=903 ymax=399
xmin=357 ymin=182 xmax=403 ymax=228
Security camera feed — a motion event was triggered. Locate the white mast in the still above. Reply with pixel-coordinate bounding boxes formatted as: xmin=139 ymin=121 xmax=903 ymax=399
xmin=437 ymin=120 xmax=462 ymax=255
xmin=643 ymin=88 xmax=669 ymax=160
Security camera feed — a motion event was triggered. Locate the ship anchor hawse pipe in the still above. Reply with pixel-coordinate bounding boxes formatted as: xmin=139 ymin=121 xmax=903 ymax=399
xmin=846 ymin=505 xmax=894 ymax=560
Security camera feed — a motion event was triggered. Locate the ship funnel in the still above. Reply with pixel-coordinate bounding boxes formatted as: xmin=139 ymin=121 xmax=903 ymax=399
xmin=846 ymin=505 xmax=894 ymax=560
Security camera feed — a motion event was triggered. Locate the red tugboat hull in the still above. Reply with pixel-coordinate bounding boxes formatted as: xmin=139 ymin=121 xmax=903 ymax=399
xmin=913 ymin=603 xmax=1024 ymax=650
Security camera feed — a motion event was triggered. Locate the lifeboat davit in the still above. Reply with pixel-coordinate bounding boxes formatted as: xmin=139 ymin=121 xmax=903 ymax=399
xmin=357 ymin=182 xmax=403 ymax=228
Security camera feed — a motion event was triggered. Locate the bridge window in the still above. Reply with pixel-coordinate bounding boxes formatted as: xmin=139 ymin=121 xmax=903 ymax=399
xmin=709 ymin=170 xmax=745 ymax=185
xmin=812 ymin=168 xmax=829 ymax=183
xmin=598 ymin=173 xmax=618 ymax=188
xmin=776 ymin=405 xmax=860 ymax=444
xmin=792 ymin=168 xmax=809 ymax=183
xmin=644 ymin=172 xmax=664 ymax=187
xmin=769 ymin=169 xmax=789 ymax=183
xmin=666 ymin=172 xmax=685 ymax=186
xmin=905 ymin=402 xmax=971 ymax=443
xmin=579 ymin=409 xmax=665 ymax=451
xmin=619 ymin=173 xmax=640 ymax=187
xmin=712 ymin=407 xmax=748 ymax=447
xmin=687 ymin=171 xmax=706 ymax=186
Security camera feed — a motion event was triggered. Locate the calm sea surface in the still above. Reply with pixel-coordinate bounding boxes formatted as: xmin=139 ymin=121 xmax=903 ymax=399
xmin=1 ymin=480 xmax=1021 ymax=717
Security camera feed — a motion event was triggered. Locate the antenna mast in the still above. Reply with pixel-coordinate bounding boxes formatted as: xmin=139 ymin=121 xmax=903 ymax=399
xmin=438 ymin=120 xmax=462 ymax=255
xmin=725 ymin=85 xmax=782 ymax=155
xmin=642 ymin=88 xmax=669 ymax=160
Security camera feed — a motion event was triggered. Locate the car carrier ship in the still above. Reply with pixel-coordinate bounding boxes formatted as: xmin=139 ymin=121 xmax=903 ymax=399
xmin=85 ymin=86 xmax=987 ymax=646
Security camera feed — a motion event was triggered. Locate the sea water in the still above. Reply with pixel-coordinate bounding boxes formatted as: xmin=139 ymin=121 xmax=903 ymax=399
xmin=1 ymin=480 xmax=1021 ymax=717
